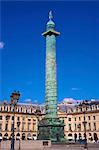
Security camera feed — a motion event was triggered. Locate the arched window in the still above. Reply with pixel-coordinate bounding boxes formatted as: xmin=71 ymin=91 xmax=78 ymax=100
xmin=0 ymin=133 xmax=2 ymax=140
xmin=79 ymin=133 xmax=82 ymax=139
xmin=0 ymin=133 xmax=2 ymax=141
xmin=0 ymin=133 xmax=2 ymax=137
xmin=84 ymin=133 xmax=87 ymax=138
xmin=68 ymin=133 xmax=72 ymax=136
xmin=68 ymin=133 xmax=73 ymax=141
xmin=27 ymin=133 xmax=32 ymax=140
xmin=33 ymin=134 xmax=37 ymax=140
xmin=74 ymin=133 xmax=77 ymax=138
xmin=22 ymin=133 xmax=25 ymax=140
xmin=16 ymin=133 xmax=20 ymax=140
xmin=94 ymin=133 xmax=98 ymax=142
xmin=4 ymin=133 xmax=9 ymax=140
xmin=16 ymin=133 xmax=20 ymax=136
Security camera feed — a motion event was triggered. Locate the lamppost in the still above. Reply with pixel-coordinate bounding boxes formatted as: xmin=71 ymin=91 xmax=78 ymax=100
xmin=10 ymin=91 xmax=20 ymax=150
xmin=17 ymin=121 xmax=21 ymax=150
xmin=82 ymin=101 xmax=88 ymax=149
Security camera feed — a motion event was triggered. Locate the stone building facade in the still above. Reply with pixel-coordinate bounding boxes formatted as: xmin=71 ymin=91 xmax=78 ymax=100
xmin=0 ymin=100 xmax=99 ymax=143
xmin=0 ymin=102 xmax=42 ymax=140
xmin=58 ymin=100 xmax=99 ymax=142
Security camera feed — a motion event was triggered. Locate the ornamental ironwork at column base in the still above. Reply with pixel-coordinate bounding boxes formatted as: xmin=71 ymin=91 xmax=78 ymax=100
xmin=37 ymin=118 xmax=65 ymax=142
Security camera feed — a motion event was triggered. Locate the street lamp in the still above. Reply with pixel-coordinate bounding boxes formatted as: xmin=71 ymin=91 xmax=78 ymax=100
xmin=82 ymin=101 xmax=88 ymax=149
xmin=17 ymin=121 xmax=21 ymax=150
xmin=10 ymin=91 xmax=20 ymax=150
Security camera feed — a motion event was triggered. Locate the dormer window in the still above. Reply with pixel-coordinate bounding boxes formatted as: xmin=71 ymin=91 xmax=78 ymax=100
xmin=21 ymin=107 xmax=22 ymax=112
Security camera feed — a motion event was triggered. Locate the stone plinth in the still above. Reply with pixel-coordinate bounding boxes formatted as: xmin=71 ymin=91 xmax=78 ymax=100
xmin=38 ymin=118 xmax=65 ymax=142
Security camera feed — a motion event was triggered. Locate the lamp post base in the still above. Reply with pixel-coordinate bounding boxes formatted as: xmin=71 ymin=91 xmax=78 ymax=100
xmin=10 ymin=138 xmax=14 ymax=150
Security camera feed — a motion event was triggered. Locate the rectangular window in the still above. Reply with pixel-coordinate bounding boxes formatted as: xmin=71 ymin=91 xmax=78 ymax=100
xmin=10 ymin=107 xmax=11 ymax=111
xmin=22 ymin=117 xmax=25 ymax=121
xmin=93 ymin=116 xmax=96 ymax=120
xmin=74 ymin=117 xmax=76 ymax=121
xmin=79 ymin=117 xmax=81 ymax=121
xmin=22 ymin=123 xmax=25 ymax=131
xmin=17 ymin=117 xmax=20 ymax=121
xmin=68 ymin=124 xmax=71 ymax=131
xmin=88 ymin=116 xmax=90 ymax=120
xmin=89 ymin=133 xmax=91 ymax=136
xmin=78 ymin=123 xmax=81 ymax=131
xmin=88 ymin=123 xmax=91 ymax=130
xmin=68 ymin=118 xmax=71 ymax=121
xmin=93 ymin=123 xmax=96 ymax=130
xmin=0 ymin=123 xmax=2 ymax=130
xmin=17 ymin=122 xmax=20 ymax=131
xmin=0 ymin=116 xmax=2 ymax=120
xmin=12 ymin=116 xmax=14 ymax=120
xmin=5 ymin=124 xmax=8 ymax=131
xmin=6 ymin=115 xmax=10 ymax=121
xmin=80 ymin=108 xmax=82 ymax=111
xmin=86 ymin=107 xmax=87 ymax=111
xmin=28 ymin=123 xmax=31 ymax=131
xmin=75 ymin=124 xmax=76 ymax=130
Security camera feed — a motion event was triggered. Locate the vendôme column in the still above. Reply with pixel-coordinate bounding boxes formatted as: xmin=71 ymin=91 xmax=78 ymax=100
xmin=42 ymin=11 xmax=60 ymax=119
xmin=38 ymin=11 xmax=64 ymax=141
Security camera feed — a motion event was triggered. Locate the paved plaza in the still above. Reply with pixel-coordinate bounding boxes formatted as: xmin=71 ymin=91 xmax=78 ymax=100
xmin=42 ymin=144 xmax=99 ymax=150
xmin=0 ymin=143 xmax=99 ymax=150
xmin=22 ymin=144 xmax=99 ymax=150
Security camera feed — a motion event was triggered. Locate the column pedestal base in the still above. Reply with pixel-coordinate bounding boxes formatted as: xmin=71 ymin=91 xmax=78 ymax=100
xmin=38 ymin=118 xmax=65 ymax=142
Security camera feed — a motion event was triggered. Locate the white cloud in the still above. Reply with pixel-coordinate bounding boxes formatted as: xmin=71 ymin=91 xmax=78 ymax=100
xmin=0 ymin=42 xmax=5 ymax=49
xmin=24 ymin=99 xmax=32 ymax=103
xmin=62 ymin=98 xmax=82 ymax=105
xmin=91 ymin=99 xmax=95 ymax=101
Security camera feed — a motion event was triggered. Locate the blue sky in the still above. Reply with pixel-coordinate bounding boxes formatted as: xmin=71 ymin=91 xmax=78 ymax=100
xmin=0 ymin=1 xmax=99 ymax=104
